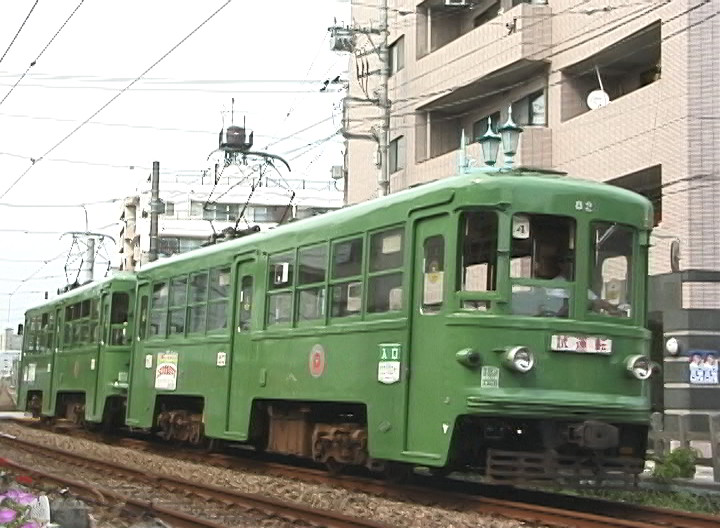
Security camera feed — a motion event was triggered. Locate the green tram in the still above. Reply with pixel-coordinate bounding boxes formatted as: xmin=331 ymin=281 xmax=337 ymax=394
xmin=18 ymin=274 xmax=135 ymax=426
xmin=17 ymin=166 xmax=656 ymax=484
xmin=125 ymin=167 xmax=654 ymax=484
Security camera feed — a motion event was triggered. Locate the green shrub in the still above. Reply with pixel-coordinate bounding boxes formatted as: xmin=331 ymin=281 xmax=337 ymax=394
xmin=652 ymin=447 xmax=699 ymax=481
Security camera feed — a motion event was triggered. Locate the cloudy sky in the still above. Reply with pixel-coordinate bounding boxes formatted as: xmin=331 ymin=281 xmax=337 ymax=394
xmin=0 ymin=0 xmax=352 ymax=327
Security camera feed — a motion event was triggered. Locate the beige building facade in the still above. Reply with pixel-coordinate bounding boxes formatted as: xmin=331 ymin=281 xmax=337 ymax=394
xmin=345 ymin=0 xmax=720 ymax=296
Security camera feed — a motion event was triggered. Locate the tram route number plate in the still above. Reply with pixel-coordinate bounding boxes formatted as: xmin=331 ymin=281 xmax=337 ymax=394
xmin=551 ymin=335 xmax=612 ymax=354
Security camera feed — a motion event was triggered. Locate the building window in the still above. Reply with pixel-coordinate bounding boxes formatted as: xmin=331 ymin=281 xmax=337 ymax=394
xmin=389 ymin=36 xmax=405 ymax=75
xmin=389 ymin=136 xmax=406 ymax=173
xmin=164 ymin=201 xmax=175 ymax=216
xmin=190 ymin=201 xmax=239 ymax=221
xmin=473 ymin=1 xmax=501 ymax=28
xmin=253 ymin=205 xmax=286 ymax=223
xmin=472 ymin=111 xmax=500 ymax=142
xmin=512 ymin=90 xmax=546 ymax=126
xmin=159 ymin=237 xmax=204 ymax=257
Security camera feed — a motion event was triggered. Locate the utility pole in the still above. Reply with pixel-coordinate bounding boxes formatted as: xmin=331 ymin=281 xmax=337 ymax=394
xmin=148 ymin=161 xmax=161 ymax=263
xmin=81 ymin=237 xmax=95 ymax=284
xmin=329 ymin=0 xmax=392 ymax=199
xmin=378 ymin=0 xmax=390 ymax=197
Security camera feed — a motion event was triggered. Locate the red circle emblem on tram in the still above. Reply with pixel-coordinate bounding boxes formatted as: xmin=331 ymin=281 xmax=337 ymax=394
xmin=309 ymin=345 xmax=325 ymax=378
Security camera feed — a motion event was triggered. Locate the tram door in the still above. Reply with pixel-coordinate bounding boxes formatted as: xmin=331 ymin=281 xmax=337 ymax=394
xmin=45 ymin=306 xmax=64 ymax=415
xmin=407 ymin=214 xmax=450 ymax=455
xmin=91 ymin=290 xmax=111 ymax=417
xmin=226 ymin=257 xmax=256 ymax=436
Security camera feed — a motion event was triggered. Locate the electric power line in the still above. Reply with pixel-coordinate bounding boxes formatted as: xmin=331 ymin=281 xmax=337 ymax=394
xmin=0 ymin=0 xmax=86 ymax=109
xmin=0 ymin=0 xmax=235 ymax=201
xmin=0 ymin=0 xmax=42 ymax=64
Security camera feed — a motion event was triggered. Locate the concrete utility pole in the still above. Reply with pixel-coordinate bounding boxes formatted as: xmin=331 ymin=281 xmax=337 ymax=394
xmin=148 ymin=161 xmax=161 ymax=263
xmin=329 ymin=1 xmax=391 ymax=199
xmin=81 ymin=237 xmax=95 ymax=284
xmin=378 ymin=0 xmax=390 ymax=197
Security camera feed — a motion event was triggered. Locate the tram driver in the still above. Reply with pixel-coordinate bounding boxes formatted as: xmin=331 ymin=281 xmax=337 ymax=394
xmin=535 ymin=250 xmax=624 ymax=317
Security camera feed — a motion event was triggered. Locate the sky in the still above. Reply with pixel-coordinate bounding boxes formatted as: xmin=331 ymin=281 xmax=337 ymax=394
xmin=0 ymin=0 xmax=353 ymax=328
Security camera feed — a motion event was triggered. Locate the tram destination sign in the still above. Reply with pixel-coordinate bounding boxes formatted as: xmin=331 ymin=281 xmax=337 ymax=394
xmin=550 ymin=335 xmax=612 ymax=355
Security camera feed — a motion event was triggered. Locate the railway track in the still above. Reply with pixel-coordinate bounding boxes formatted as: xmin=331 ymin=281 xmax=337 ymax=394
xmin=2 ymin=421 xmax=718 ymax=528
xmin=0 ymin=432 xmax=391 ymax=528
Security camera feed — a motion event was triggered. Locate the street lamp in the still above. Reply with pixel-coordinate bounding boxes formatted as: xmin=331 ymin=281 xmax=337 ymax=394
xmin=498 ymin=106 xmax=523 ymax=168
xmin=477 ymin=117 xmax=501 ymax=166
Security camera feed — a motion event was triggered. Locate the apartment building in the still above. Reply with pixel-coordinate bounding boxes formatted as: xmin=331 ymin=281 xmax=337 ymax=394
xmin=345 ymin=0 xmax=720 ymax=428
xmin=346 ymin=0 xmax=718 ymax=275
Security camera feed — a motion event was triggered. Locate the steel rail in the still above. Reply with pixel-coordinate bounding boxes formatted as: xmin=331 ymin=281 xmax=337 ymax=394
xmin=3 ymin=423 xmax=719 ymax=528
xmin=0 ymin=434 xmax=391 ymax=528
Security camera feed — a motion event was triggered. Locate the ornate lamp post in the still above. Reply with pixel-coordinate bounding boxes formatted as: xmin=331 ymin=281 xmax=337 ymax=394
xmin=498 ymin=106 xmax=523 ymax=168
xmin=477 ymin=117 xmax=502 ymax=167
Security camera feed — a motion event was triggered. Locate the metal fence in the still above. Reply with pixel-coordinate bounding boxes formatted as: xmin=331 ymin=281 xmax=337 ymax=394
xmin=649 ymin=412 xmax=720 ymax=482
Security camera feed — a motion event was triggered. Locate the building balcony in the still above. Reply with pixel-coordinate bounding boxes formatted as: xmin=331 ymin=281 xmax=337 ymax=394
xmin=554 ymin=79 xmax=674 ymax=180
xmin=410 ymin=2 xmax=551 ymax=106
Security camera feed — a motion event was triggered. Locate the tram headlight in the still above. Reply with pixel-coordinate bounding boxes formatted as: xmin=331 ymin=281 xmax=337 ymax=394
xmin=625 ymin=355 xmax=652 ymax=380
xmin=504 ymin=346 xmax=535 ymax=373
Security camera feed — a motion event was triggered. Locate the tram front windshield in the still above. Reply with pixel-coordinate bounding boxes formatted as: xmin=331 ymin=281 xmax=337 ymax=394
xmin=510 ymin=214 xmax=575 ymax=318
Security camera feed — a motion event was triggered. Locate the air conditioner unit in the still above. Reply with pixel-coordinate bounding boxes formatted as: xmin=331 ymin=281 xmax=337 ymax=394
xmin=331 ymin=165 xmax=344 ymax=180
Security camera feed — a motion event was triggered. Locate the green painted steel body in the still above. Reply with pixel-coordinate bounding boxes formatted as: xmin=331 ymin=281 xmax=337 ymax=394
xmin=17 ymin=274 xmax=136 ymax=422
xmin=123 ymin=168 xmax=653 ymax=467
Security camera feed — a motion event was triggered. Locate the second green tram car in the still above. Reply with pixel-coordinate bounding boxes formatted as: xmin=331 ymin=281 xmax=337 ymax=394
xmin=18 ymin=167 xmax=656 ymax=484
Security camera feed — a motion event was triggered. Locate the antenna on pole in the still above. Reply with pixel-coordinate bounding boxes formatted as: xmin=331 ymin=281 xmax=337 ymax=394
xmin=231 ymin=97 xmax=235 ymax=126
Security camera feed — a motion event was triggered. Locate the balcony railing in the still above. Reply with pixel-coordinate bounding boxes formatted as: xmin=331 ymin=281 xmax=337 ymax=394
xmin=410 ymin=3 xmax=551 ymax=103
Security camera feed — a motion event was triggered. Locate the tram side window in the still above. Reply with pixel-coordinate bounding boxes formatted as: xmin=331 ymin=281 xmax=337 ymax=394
xmin=150 ymin=282 xmax=169 ymax=337
xmin=331 ymin=238 xmax=363 ymax=318
xmin=368 ymin=228 xmax=404 ymax=313
xmin=590 ymin=222 xmax=634 ymax=318
xmin=267 ymin=252 xmax=295 ymax=326
xmin=423 ymin=235 xmax=445 ymax=313
xmin=460 ymin=211 xmax=498 ymax=294
xmin=44 ymin=313 xmax=55 ymax=351
xmin=138 ymin=296 xmax=149 ymax=340
xmin=208 ymin=267 xmax=231 ymax=331
xmin=188 ymin=272 xmax=208 ymax=334
xmin=297 ymin=245 xmax=328 ymax=322
xmin=168 ymin=278 xmax=187 ymax=336
xmin=238 ymin=276 xmax=253 ymax=331
xmin=110 ymin=292 xmax=131 ymax=344
xmin=64 ymin=322 xmax=72 ymax=348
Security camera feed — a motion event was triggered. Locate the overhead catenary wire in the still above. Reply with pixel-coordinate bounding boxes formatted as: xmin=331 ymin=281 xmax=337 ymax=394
xmin=0 ymin=0 xmax=86 ymax=109
xmin=0 ymin=0 xmax=42 ymax=64
xmin=0 ymin=0 xmax=235 ymax=201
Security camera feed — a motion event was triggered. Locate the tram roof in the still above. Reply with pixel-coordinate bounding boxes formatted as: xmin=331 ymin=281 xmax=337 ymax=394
xmin=138 ymin=167 xmax=653 ymax=274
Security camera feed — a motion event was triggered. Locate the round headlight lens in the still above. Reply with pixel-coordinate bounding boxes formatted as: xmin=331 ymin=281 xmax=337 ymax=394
xmin=505 ymin=346 xmax=535 ymax=373
xmin=665 ymin=337 xmax=679 ymax=356
xmin=626 ymin=355 xmax=652 ymax=380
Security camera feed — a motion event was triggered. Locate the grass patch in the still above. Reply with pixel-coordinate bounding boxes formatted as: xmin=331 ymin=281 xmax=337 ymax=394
xmin=570 ymin=487 xmax=720 ymax=515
